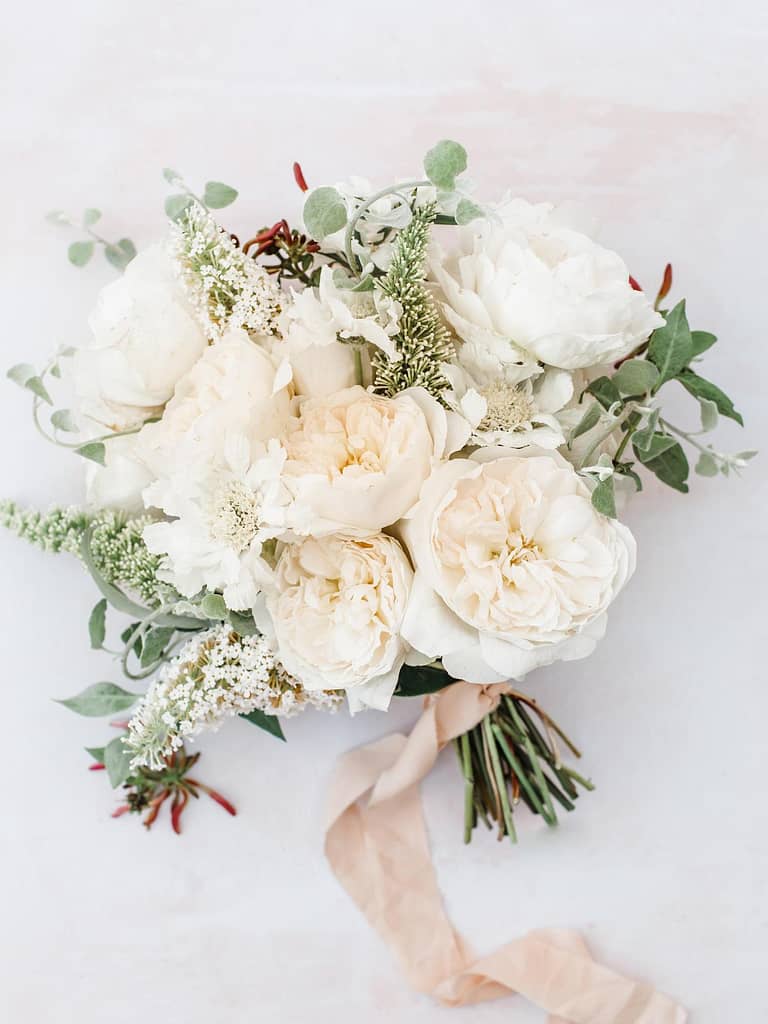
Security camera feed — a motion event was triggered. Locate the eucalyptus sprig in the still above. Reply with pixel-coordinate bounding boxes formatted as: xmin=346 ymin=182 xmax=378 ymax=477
xmin=46 ymin=208 xmax=136 ymax=270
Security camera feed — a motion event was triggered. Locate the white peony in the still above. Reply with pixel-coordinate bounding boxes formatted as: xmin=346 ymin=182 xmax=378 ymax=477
xmin=261 ymin=532 xmax=413 ymax=711
xmin=275 ymin=267 xmax=399 ymax=398
xmin=84 ymin=433 xmax=154 ymax=514
xmin=399 ymin=448 xmax=636 ymax=683
xmin=430 ymin=198 xmax=664 ymax=371
xmin=281 ymin=385 xmax=470 ymax=536
xmin=72 ymin=243 xmax=207 ymax=431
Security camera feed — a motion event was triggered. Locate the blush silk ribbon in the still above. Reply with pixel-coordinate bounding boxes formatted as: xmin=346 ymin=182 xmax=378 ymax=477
xmin=324 ymin=682 xmax=687 ymax=1023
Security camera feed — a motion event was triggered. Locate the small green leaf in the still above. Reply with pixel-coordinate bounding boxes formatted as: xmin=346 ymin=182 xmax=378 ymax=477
xmin=635 ymin=439 xmax=690 ymax=492
xmin=25 ymin=376 xmax=53 ymax=405
xmin=75 ymin=441 xmax=106 ymax=466
xmin=200 ymin=593 xmax=228 ymax=620
xmin=570 ymin=401 xmax=602 ymax=442
xmin=647 ymin=300 xmax=693 ymax=390
xmin=203 ymin=181 xmax=238 ymax=209
xmin=56 ymin=682 xmax=140 ymax=717
xmin=88 ymin=598 xmax=107 ymax=650
xmin=424 ymin=140 xmax=468 ymax=191
xmin=632 ymin=409 xmax=660 ymax=453
xmin=227 ymin=610 xmax=260 ymax=636
xmin=140 ymin=626 xmax=175 ymax=668
xmin=585 ymin=376 xmax=621 ymax=411
xmin=83 ymin=208 xmax=101 ymax=226
xmin=695 ymin=452 xmax=719 ymax=477
xmin=46 ymin=209 xmax=70 ymax=226
xmin=395 ymin=663 xmax=452 ymax=697
xmin=165 ymin=194 xmax=193 ymax=221
xmin=677 ymin=369 xmax=743 ymax=426
xmin=303 ymin=187 xmax=348 ymax=240
xmin=690 ymin=330 xmax=717 ymax=357
xmin=104 ymin=735 xmax=133 ymax=788
xmin=455 ymin=198 xmax=484 ymax=225
xmin=7 ymin=363 xmax=37 ymax=388
xmin=51 ymin=408 xmax=78 ymax=432
xmin=612 ymin=359 xmax=659 ymax=396
xmin=68 ymin=240 xmax=95 ymax=267
xmin=162 ymin=167 xmax=181 ymax=184
xmin=240 ymin=709 xmax=286 ymax=741
xmin=634 ymin=431 xmax=678 ymax=462
xmin=590 ymin=476 xmax=617 ymax=518
xmin=698 ymin=398 xmax=719 ymax=432
xmin=104 ymin=238 xmax=136 ymax=270
xmin=85 ymin=746 xmax=106 ymax=763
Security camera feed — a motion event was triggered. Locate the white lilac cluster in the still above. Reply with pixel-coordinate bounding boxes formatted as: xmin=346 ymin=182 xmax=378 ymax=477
xmin=126 ymin=625 xmax=342 ymax=769
xmin=53 ymin=143 xmax=745 ymax=731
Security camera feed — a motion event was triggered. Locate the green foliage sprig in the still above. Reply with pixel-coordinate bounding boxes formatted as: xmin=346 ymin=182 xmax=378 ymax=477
xmin=46 ymin=207 xmax=136 ymax=270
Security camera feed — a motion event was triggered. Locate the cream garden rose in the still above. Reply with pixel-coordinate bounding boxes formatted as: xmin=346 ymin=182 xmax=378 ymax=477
xmin=281 ymin=385 xmax=469 ymax=535
xmin=261 ymin=532 xmax=413 ymax=710
xmin=430 ymin=198 xmax=664 ymax=371
xmin=399 ymin=448 xmax=636 ymax=682
xmin=72 ymin=243 xmax=207 ymax=431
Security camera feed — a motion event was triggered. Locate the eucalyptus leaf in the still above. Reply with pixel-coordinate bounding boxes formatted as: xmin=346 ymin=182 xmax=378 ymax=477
xmin=698 ymin=398 xmax=719 ymax=432
xmin=695 ymin=452 xmax=719 ymax=477
xmin=455 ymin=198 xmax=484 ymax=225
xmin=240 ymin=709 xmax=286 ymax=741
xmin=46 ymin=209 xmax=70 ymax=226
xmin=56 ymin=681 xmax=140 ymax=717
xmin=104 ymin=735 xmax=133 ymax=788
xmin=162 ymin=167 xmax=181 ymax=184
xmin=7 ymin=363 xmax=36 ymax=387
xmin=68 ymin=240 xmax=95 ymax=267
xmin=88 ymin=598 xmax=107 ymax=650
xmin=140 ymin=626 xmax=175 ymax=668
xmin=203 ymin=181 xmax=238 ymax=209
xmin=570 ymin=401 xmax=602 ymax=442
xmin=677 ymin=369 xmax=743 ymax=426
xmin=83 ymin=208 xmax=102 ymax=226
xmin=85 ymin=746 xmax=106 ymax=763
xmin=200 ymin=593 xmax=228 ymax=620
xmin=424 ymin=140 xmax=467 ymax=191
xmin=590 ymin=476 xmax=617 ymax=518
xmin=303 ymin=187 xmax=347 ymax=240
xmin=75 ymin=441 xmax=106 ymax=466
xmin=647 ymin=300 xmax=693 ymax=390
xmin=105 ymin=238 xmax=136 ymax=270
xmin=690 ymin=330 xmax=717 ymax=357
xmin=51 ymin=408 xmax=78 ymax=432
xmin=612 ymin=359 xmax=659 ymax=396
xmin=25 ymin=376 xmax=53 ymax=405
xmin=165 ymin=194 xmax=193 ymax=222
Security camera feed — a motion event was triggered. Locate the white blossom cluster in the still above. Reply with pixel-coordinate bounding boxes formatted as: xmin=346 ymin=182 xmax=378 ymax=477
xmin=170 ymin=202 xmax=281 ymax=339
xmin=125 ymin=625 xmax=342 ymax=769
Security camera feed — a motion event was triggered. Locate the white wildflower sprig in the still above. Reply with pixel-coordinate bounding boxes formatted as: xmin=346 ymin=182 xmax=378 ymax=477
xmin=125 ymin=625 xmax=343 ymax=770
xmin=170 ymin=201 xmax=282 ymax=340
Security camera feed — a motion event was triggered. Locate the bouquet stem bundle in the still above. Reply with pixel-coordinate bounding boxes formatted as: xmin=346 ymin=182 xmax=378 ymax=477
xmin=455 ymin=693 xmax=594 ymax=844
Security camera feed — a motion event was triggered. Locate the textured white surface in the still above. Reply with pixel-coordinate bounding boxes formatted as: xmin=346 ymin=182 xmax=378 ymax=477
xmin=1 ymin=2 xmax=767 ymax=1021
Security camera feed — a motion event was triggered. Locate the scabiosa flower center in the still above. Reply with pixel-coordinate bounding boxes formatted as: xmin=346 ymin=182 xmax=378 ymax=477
xmin=479 ymin=382 xmax=533 ymax=433
xmin=209 ymin=481 xmax=262 ymax=552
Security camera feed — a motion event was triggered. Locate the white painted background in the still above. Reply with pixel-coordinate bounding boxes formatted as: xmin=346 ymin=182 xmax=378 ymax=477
xmin=1 ymin=2 xmax=766 ymax=1021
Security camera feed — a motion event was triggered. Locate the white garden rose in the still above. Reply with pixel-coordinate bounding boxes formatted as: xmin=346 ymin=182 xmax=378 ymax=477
xmin=84 ymin=433 xmax=154 ymax=514
xmin=399 ymin=448 xmax=636 ymax=682
xmin=281 ymin=385 xmax=470 ymax=536
xmin=262 ymin=532 xmax=413 ymax=710
xmin=430 ymin=198 xmax=664 ymax=371
xmin=72 ymin=243 xmax=207 ymax=431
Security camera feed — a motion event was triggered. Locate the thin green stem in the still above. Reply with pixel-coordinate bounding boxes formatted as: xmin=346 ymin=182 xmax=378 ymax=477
xmin=482 ymin=716 xmax=516 ymax=843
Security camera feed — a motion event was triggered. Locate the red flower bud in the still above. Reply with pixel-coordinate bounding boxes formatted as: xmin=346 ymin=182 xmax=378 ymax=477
xmin=628 ymin=275 xmax=642 ymax=292
xmin=293 ymin=162 xmax=309 ymax=193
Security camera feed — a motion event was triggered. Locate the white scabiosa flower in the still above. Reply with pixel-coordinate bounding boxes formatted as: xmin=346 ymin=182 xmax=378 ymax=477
xmin=430 ymin=198 xmax=664 ymax=371
xmin=125 ymin=625 xmax=342 ymax=770
xmin=260 ymin=532 xmax=413 ymax=711
xmin=399 ymin=448 xmax=636 ymax=683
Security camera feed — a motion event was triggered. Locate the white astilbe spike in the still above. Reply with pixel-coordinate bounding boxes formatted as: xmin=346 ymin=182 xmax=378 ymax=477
xmin=125 ymin=625 xmax=342 ymax=770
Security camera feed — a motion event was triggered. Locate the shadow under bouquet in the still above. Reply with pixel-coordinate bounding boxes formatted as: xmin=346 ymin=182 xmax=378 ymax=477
xmin=4 ymin=140 xmax=753 ymax=843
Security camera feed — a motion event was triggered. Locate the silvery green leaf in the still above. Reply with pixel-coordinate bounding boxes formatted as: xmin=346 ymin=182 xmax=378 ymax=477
xmin=85 ymin=746 xmax=105 ymax=763
xmin=228 ymin=610 xmax=260 ymax=636
xmin=677 ymin=368 xmax=743 ymax=426
xmin=46 ymin=209 xmax=71 ymax=226
xmin=165 ymin=194 xmax=193 ymax=221
xmin=82 ymin=208 xmax=101 ymax=226
xmin=585 ymin=375 xmax=621 ymax=410
xmin=647 ymin=300 xmax=693 ymax=390
xmin=51 ymin=408 xmax=78 ymax=432
xmin=88 ymin=598 xmax=107 ymax=649
xmin=68 ymin=240 xmax=94 ymax=267
xmin=698 ymin=398 xmax=719 ymax=432
xmin=56 ymin=682 xmax=140 ymax=717
xmin=424 ymin=140 xmax=468 ymax=191
xmin=633 ymin=431 xmax=678 ymax=462
xmin=690 ymin=330 xmax=717 ymax=357
xmin=104 ymin=238 xmax=137 ymax=270
xmin=104 ymin=735 xmax=133 ymax=788
xmin=75 ymin=441 xmax=106 ymax=466
xmin=25 ymin=376 xmax=53 ymax=405
xmin=733 ymin=450 xmax=758 ymax=462
xmin=695 ymin=452 xmax=719 ymax=477
xmin=50 ymin=363 xmax=61 ymax=378
xmin=7 ymin=363 xmax=36 ymax=388
xmin=570 ymin=401 xmax=602 ymax=443
xmin=203 ymin=181 xmax=238 ymax=209
xmin=631 ymin=409 xmax=660 ymax=452
xmin=635 ymin=438 xmax=690 ymax=492
xmin=200 ymin=593 xmax=228 ymax=620
xmin=303 ymin=187 xmax=347 ymax=240
xmin=455 ymin=198 xmax=484 ymax=225
xmin=612 ymin=359 xmax=659 ymax=396
xmin=591 ymin=476 xmax=617 ymax=518
xmin=162 ymin=167 xmax=181 ymax=184
xmin=140 ymin=626 xmax=175 ymax=667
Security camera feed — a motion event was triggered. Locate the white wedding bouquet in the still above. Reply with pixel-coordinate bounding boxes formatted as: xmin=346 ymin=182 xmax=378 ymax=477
xmin=4 ymin=141 xmax=752 ymax=837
